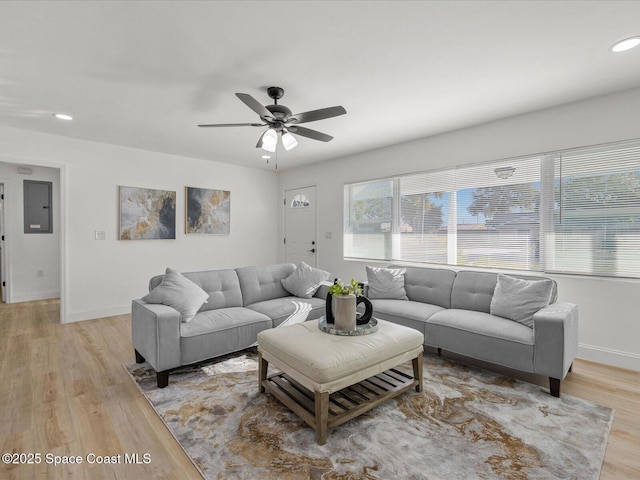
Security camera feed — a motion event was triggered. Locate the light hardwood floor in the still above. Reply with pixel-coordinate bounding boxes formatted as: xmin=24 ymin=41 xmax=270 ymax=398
xmin=1 ymin=299 xmax=638 ymax=479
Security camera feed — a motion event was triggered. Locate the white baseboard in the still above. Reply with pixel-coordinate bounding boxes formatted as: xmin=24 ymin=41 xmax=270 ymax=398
xmin=64 ymin=305 xmax=131 ymax=323
xmin=9 ymin=290 xmax=60 ymax=303
xmin=577 ymin=343 xmax=640 ymax=372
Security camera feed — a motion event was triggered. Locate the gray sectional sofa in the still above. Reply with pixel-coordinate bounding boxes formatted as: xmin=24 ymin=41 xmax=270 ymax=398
xmin=366 ymin=265 xmax=579 ymax=397
xmin=131 ymin=263 xmax=328 ymax=387
xmin=132 ymin=261 xmax=578 ymax=397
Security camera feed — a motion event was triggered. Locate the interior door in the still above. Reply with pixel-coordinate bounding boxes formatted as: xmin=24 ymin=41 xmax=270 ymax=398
xmin=284 ymin=186 xmax=317 ymax=267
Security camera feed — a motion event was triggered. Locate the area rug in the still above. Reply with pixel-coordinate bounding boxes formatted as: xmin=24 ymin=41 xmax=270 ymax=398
xmin=124 ymin=350 xmax=613 ymax=480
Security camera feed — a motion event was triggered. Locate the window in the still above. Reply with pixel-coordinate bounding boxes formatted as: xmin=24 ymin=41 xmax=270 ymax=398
xmin=398 ymin=171 xmax=452 ymax=264
xmin=344 ymin=180 xmax=393 ymax=260
xmin=547 ymin=141 xmax=640 ymax=278
xmin=453 ymin=158 xmax=542 ymax=271
xmin=344 ymin=138 xmax=640 ymax=279
xmin=291 ymin=194 xmax=310 ymax=208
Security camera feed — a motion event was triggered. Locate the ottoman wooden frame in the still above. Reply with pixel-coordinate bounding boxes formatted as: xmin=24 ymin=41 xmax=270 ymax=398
xmin=257 ymin=318 xmax=424 ymax=445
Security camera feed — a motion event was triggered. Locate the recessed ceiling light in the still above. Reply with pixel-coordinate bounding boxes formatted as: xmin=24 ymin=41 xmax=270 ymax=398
xmin=53 ymin=113 xmax=73 ymax=120
xmin=610 ymin=36 xmax=640 ymax=53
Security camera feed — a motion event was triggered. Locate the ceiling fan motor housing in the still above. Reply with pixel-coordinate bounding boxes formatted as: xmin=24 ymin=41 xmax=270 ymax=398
xmin=265 ymin=104 xmax=292 ymax=123
xmin=267 ymin=86 xmax=285 ymax=102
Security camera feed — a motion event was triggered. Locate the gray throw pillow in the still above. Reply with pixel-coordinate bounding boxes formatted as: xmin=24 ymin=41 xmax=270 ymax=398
xmin=281 ymin=261 xmax=331 ymax=298
xmin=366 ymin=266 xmax=408 ymax=300
xmin=490 ymin=274 xmax=555 ymax=328
xmin=142 ymin=267 xmax=209 ymax=323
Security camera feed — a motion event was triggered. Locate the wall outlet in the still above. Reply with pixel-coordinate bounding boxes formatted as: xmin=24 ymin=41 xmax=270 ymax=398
xmin=95 ymin=231 xmax=106 ymax=240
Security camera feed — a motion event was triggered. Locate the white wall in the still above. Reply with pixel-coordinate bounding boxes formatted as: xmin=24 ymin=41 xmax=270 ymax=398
xmin=0 ymin=125 xmax=279 ymax=322
xmin=0 ymin=162 xmax=61 ymax=302
xmin=278 ymin=86 xmax=640 ymax=372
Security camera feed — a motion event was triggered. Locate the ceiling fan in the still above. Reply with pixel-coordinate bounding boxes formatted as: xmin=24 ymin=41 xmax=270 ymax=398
xmin=198 ymin=86 xmax=346 ymax=152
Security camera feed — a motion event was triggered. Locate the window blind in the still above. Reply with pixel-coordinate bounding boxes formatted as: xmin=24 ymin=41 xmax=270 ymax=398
xmin=344 ymin=179 xmax=394 ymax=260
xmin=346 ymin=157 xmax=543 ymax=270
xmin=399 ymin=170 xmax=453 ymax=264
xmin=547 ymin=139 xmax=640 ymax=278
xmin=344 ymin=138 xmax=640 ymax=279
xmin=451 ymin=157 xmax=542 ymax=270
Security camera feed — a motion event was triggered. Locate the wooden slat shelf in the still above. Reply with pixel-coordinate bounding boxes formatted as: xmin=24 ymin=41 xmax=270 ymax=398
xmin=261 ymin=363 xmax=421 ymax=444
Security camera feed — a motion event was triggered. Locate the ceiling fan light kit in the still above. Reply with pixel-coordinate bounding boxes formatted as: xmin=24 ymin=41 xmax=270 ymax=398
xmin=281 ymin=132 xmax=298 ymax=151
xmin=262 ymin=128 xmax=278 ymax=147
xmin=198 ymin=86 xmax=346 ymax=158
xmin=262 ymin=143 xmax=276 ymax=153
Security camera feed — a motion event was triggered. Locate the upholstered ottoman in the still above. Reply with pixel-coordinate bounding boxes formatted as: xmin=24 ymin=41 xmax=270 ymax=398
xmin=257 ymin=318 xmax=424 ymax=444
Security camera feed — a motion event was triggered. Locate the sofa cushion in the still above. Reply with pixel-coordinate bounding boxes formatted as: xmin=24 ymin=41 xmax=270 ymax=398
xmin=149 ymin=268 xmax=243 ymax=311
xmin=427 ymin=309 xmax=535 ymax=345
xmin=180 ymin=307 xmax=272 ymax=365
xmin=370 ymin=299 xmax=444 ymax=338
xmin=390 ymin=264 xmax=456 ymax=308
xmin=180 ymin=307 xmax=270 ymax=337
xmin=281 ymin=261 xmax=331 ymax=298
xmin=247 ymin=296 xmax=326 ymax=327
xmin=142 ymin=267 xmax=209 ymax=322
xmin=450 ymin=270 xmax=498 ymax=313
xmin=237 ymin=264 xmax=295 ymax=306
xmin=425 ymin=309 xmax=535 ymax=372
xmin=366 ymin=266 xmax=408 ymax=300
xmin=490 ymin=274 xmax=555 ymax=328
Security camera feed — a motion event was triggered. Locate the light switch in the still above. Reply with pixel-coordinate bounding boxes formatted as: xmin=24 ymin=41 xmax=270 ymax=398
xmin=95 ymin=231 xmax=106 ymax=240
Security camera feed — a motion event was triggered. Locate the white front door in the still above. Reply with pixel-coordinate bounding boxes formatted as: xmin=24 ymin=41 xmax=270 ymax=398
xmin=284 ymin=186 xmax=317 ymax=267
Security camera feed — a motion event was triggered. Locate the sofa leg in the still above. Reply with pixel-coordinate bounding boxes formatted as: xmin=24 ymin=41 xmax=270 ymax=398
xmin=134 ymin=349 xmax=145 ymax=363
xmin=437 ymin=348 xmax=442 ymax=357
xmin=549 ymin=377 xmax=561 ymax=397
xmin=157 ymin=371 xmax=169 ymax=388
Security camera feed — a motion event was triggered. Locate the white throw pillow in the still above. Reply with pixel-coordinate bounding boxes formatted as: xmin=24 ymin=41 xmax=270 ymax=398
xmin=281 ymin=261 xmax=331 ymax=298
xmin=366 ymin=266 xmax=408 ymax=300
xmin=142 ymin=267 xmax=209 ymax=323
xmin=490 ymin=274 xmax=555 ymax=328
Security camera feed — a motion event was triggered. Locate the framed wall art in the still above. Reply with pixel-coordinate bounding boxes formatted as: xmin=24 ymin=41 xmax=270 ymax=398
xmin=185 ymin=187 xmax=230 ymax=234
xmin=119 ymin=186 xmax=176 ymax=240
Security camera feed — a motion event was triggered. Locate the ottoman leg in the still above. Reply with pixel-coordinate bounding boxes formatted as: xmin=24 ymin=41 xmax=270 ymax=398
xmin=315 ymin=390 xmax=329 ymax=445
xmin=258 ymin=352 xmax=268 ymax=394
xmin=412 ymin=353 xmax=424 ymax=393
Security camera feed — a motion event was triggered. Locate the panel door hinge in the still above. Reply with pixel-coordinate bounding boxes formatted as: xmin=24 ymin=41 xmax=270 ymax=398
xmin=1 ymin=194 xmax=3 ymax=200
xmin=2 ymin=281 xmax=5 ymax=287
xmin=1 ymin=235 xmax=4 ymax=241
xmin=283 ymin=238 xmax=286 ymax=245
xmin=283 ymin=198 xmax=286 ymax=206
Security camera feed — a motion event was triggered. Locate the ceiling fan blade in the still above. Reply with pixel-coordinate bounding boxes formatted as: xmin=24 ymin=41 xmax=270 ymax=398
xmin=256 ymin=131 xmax=265 ymax=148
xmin=236 ymin=93 xmax=274 ymax=119
xmin=198 ymin=123 xmax=265 ymax=127
xmin=290 ymin=106 xmax=346 ymax=124
xmin=288 ymin=125 xmax=334 ymax=142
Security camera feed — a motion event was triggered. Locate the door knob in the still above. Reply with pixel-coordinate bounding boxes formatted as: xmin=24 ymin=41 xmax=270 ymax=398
xmin=308 ymin=248 xmax=316 ymax=253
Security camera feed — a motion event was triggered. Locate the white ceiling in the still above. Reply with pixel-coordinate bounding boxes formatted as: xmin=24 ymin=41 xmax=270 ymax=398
xmin=1 ymin=1 xmax=640 ymax=171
